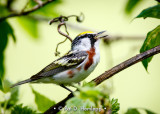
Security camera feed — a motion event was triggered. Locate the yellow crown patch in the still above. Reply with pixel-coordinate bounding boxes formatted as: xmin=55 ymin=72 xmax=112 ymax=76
xmin=77 ymin=31 xmax=94 ymax=36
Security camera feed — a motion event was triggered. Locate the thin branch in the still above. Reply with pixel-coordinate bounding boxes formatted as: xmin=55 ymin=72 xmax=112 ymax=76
xmin=92 ymin=45 xmax=160 ymax=85
xmin=0 ymin=0 xmax=54 ymax=21
xmin=49 ymin=13 xmax=84 ymax=42
xmin=57 ymin=22 xmax=72 ymax=42
xmin=49 ymin=14 xmax=84 ymax=56
xmin=44 ymin=45 xmax=160 ymax=114
xmin=44 ymin=93 xmax=74 ymax=114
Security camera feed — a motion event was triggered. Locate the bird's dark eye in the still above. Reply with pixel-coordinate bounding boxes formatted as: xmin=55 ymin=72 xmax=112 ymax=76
xmin=88 ymin=34 xmax=92 ymax=38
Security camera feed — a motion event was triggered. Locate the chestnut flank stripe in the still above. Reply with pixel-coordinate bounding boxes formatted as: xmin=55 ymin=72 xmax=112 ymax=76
xmin=84 ymin=48 xmax=95 ymax=70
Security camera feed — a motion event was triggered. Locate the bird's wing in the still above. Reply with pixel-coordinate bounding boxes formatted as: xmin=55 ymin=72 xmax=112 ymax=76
xmin=31 ymin=51 xmax=88 ymax=80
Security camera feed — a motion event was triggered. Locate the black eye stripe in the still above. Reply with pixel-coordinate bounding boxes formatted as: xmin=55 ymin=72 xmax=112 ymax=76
xmin=71 ymin=33 xmax=97 ymax=49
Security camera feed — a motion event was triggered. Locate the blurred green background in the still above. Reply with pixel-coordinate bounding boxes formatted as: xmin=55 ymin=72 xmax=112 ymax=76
xmin=1 ymin=0 xmax=160 ymax=113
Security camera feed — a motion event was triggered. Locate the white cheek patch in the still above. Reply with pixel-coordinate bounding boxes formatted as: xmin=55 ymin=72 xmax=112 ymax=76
xmin=73 ymin=38 xmax=91 ymax=51
xmin=81 ymin=38 xmax=91 ymax=48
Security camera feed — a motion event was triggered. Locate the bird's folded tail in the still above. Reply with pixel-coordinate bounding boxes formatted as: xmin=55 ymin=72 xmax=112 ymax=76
xmin=10 ymin=78 xmax=32 ymax=88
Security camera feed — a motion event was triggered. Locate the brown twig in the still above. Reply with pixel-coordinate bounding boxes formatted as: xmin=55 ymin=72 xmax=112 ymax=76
xmin=49 ymin=13 xmax=84 ymax=56
xmin=0 ymin=0 xmax=54 ymax=21
xmin=92 ymin=45 xmax=160 ymax=85
xmin=49 ymin=13 xmax=84 ymax=42
xmin=44 ymin=45 xmax=160 ymax=114
xmin=44 ymin=93 xmax=74 ymax=114
xmin=57 ymin=22 xmax=72 ymax=42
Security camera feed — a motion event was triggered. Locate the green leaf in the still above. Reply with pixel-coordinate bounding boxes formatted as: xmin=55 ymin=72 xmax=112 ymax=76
xmin=31 ymin=87 xmax=55 ymax=112
xmin=25 ymin=0 xmax=38 ymax=10
xmin=11 ymin=104 xmax=36 ymax=114
xmin=7 ymin=86 xmax=19 ymax=108
xmin=1 ymin=86 xmax=19 ymax=109
xmin=145 ymin=109 xmax=156 ymax=114
xmin=125 ymin=108 xmax=140 ymax=114
xmin=75 ymin=82 xmax=102 ymax=102
xmin=17 ymin=17 xmax=38 ymax=38
xmin=125 ymin=0 xmax=141 ymax=14
xmin=0 ymin=78 xmax=3 ymax=90
xmin=140 ymin=25 xmax=160 ymax=70
xmin=0 ymin=80 xmax=19 ymax=109
xmin=0 ymin=54 xmax=4 ymax=84
xmin=125 ymin=108 xmax=156 ymax=114
xmin=2 ymin=79 xmax=11 ymax=93
xmin=0 ymin=20 xmax=16 ymax=80
xmin=111 ymin=98 xmax=120 ymax=114
xmin=0 ymin=5 xmax=10 ymax=17
xmin=65 ymin=83 xmax=119 ymax=114
xmin=136 ymin=4 xmax=160 ymax=19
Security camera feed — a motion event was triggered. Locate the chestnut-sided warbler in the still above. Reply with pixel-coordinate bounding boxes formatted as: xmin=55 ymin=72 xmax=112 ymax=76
xmin=11 ymin=31 xmax=107 ymax=92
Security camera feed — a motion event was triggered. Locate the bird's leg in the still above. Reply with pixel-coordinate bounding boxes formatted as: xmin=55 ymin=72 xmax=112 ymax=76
xmin=60 ymin=84 xmax=73 ymax=93
xmin=70 ymin=84 xmax=80 ymax=91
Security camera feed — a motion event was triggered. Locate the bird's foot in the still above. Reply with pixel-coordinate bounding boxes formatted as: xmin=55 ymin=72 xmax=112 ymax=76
xmin=60 ymin=84 xmax=73 ymax=93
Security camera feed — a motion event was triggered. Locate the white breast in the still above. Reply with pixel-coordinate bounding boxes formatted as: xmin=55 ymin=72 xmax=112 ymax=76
xmin=51 ymin=41 xmax=100 ymax=85
xmin=37 ymin=39 xmax=101 ymax=85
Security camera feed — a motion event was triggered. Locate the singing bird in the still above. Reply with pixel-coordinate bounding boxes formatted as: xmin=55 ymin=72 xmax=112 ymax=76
xmin=11 ymin=31 xmax=107 ymax=92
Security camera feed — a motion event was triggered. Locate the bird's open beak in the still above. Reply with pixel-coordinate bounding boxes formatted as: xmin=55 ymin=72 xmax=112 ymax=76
xmin=95 ymin=31 xmax=108 ymax=39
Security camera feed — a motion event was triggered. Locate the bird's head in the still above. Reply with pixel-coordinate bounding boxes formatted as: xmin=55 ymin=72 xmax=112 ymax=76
xmin=71 ymin=31 xmax=108 ymax=51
